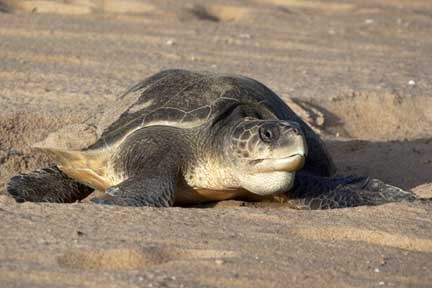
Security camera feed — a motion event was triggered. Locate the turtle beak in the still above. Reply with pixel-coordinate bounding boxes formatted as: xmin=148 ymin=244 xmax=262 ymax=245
xmin=253 ymin=153 xmax=306 ymax=172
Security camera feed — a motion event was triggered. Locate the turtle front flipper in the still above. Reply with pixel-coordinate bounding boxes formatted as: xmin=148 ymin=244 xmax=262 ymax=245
xmin=91 ymin=174 xmax=177 ymax=207
xmin=7 ymin=166 xmax=94 ymax=203
xmin=91 ymin=126 xmax=183 ymax=207
xmin=287 ymin=171 xmax=417 ymax=209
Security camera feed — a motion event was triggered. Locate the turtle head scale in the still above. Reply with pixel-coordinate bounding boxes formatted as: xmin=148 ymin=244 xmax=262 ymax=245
xmin=226 ymin=118 xmax=308 ymax=196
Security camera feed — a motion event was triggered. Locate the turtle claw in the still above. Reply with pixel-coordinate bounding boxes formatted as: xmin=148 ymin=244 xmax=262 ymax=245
xmin=91 ymin=194 xmax=119 ymax=205
xmin=106 ymin=186 xmax=123 ymax=197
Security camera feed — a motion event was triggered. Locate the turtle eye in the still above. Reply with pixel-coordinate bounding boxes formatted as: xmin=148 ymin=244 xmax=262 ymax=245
xmin=259 ymin=123 xmax=280 ymax=143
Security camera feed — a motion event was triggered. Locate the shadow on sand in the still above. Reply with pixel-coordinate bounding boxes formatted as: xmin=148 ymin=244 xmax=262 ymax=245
xmin=326 ymin=137 xmax=432 ymax=190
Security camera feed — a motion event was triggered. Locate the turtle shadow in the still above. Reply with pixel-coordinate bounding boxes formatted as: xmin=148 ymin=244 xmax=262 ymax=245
xmin=326 ymin=137 xmax=432 ymax=190
xmin=288 ymin=98 xmax=354 ymax=138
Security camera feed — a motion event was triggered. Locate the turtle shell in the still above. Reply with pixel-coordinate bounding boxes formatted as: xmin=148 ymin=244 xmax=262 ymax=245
xmin=91 ymin=70 xmax=280 ymax=148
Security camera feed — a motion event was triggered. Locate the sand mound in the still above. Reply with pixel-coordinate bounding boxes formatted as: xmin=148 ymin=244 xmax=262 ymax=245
xmin=312 ymin=91 xmax=432 ymax=139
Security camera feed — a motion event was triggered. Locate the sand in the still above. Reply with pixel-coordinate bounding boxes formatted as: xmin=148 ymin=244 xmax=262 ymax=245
xmin=0 ymin=0 xmax=431 ymax=287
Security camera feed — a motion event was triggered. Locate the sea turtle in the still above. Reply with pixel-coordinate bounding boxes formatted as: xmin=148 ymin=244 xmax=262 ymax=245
xmin=7 ymin=69 xmax=416 ymax=209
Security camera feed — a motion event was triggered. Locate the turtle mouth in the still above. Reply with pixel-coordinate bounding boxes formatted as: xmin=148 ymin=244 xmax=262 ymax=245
xmin=251 ymin=154 xmax=306 ymax=173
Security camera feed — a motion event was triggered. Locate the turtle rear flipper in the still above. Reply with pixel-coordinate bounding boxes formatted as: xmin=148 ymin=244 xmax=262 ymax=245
xmin=7 ymin=166 xmax=94 ymax=203
xmin=288 ymin=171 xmax=417 ymax=209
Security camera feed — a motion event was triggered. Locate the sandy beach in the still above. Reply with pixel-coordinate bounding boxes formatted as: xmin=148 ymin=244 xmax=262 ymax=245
xmin=0 ymin=0 xmax=431 ymax=287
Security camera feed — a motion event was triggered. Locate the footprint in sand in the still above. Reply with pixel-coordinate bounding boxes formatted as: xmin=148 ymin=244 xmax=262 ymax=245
xmin=254 ymin=0 xmax=355 ymax=14
xmin=57 ymin=246 xmax=238 ymax=270
xmin=186 ymin=4 xmax=250 ymax=23
xmin=1 ymin=0 xmax=155 ymax=15
xmin=294 ymin=226 xmax=432 ymax=253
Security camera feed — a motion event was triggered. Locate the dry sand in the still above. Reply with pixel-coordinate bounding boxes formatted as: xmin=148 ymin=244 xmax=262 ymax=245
xmin=0 ymin=0 xmax=431 ymax=287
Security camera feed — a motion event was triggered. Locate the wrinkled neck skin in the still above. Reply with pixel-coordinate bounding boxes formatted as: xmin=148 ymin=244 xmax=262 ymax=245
xmin=181 ymin=124 xmax=240 ymax=192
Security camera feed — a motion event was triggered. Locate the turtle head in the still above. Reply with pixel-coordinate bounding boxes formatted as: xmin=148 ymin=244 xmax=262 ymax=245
xmin=226 ymin=119 xmax=307 ymax=195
